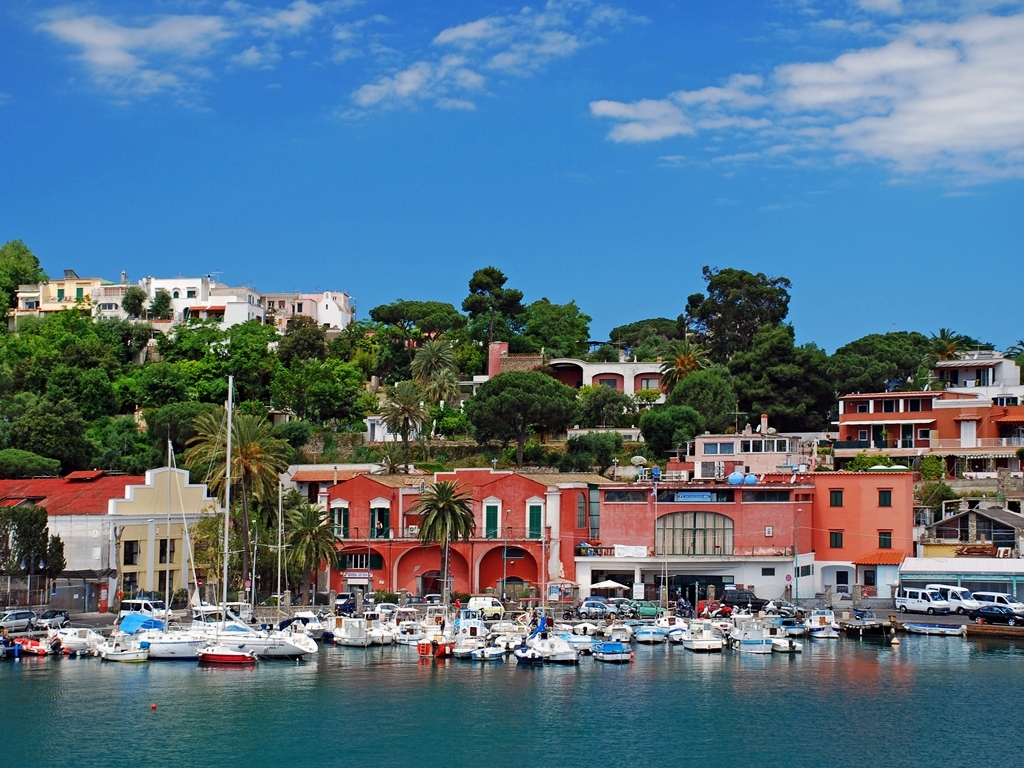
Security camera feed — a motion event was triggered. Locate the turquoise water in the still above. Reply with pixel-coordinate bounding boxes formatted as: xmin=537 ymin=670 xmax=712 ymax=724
xmin=3 ymin=637 xmax=1022 ymax=767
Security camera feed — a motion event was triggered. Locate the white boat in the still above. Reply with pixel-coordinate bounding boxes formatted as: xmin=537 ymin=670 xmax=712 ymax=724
xmin=667 ymin=627 xmax=686 ymax=644
xmin=48 ymin=627 xmax=104 ymax=656
xmin=141 ymin=629 xmax=206 ymax=660
xmin=493 ymin=633 xmax=526 ymax=651
xmin=592 ymin=641 xmax=633 ymax=663
xmin=903 ymin=623 xmax=967 ymax=637
xmin=804 ymin=609 xmax=840 ymax=639
xmin=729 ymin=620 xmax=773 ymax=654
xmin=293 ymin=611 xmax=326 ymax=640
xmin=452 ymin=637 xmax=485 ymax=658
xmin=455 ymin=617 xmax=489 ymax=643
xmin=634 ymin=626 xmax=667 ymax=644
xmin=559 ymin=632 xmax=595 ymax=653
xmin=527 ymin=632 xmax=579 ymax=664
xmin=98 ymin=635 xmax=149 ymax=662
xmin=197 ymin=644 xmax=258 ymax=664
xmin=513 ymin=645 xmax=545 ymax=665
xmin=682 ymin=620 xmax=725 ymax=652
xmin=364 ymin=612 xmax=395 ymax=645
xmin=768 ymin=617 xmax=806 ymax=637
xmin=198 ymin=616 xmax=318 ymax=658
xmin=469 ymin=645 xmax=505 ymax=661
xmin=655 ymin=615 xmax=688 ymax=632
xmin=394 ymin=619 xmax=426 ymax=645
xmin=602 ymin=622 xmax=633 ymax=642
xmin=334 ymin=617 xmax=372 ymax=647
xmin=771 ymin=636 xmax=804 ymax=653
xmin=572 ymin=622 xmax=599 ymax=636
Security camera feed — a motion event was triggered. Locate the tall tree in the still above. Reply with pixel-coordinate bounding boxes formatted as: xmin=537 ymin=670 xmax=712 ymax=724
xmin=462 ymin=266 xmax=525 ymax=351
xmin=278 ymin=316 xmax=328 ymax=367
xmin=638 ymin=405 xmax=705 ymax=457
xmin=522 ymin=298 xmax=592 ymax=358
xmin=286 ymin=501 xmax=341 ymax=605
xmin=686 ymin=266 xmax=791 ymax=363
xmin=659 ymin=338 xmax=712 ymax=392
xmin=827 ymin=331 xmax=933 ymax=395
xmin=578 ymin=385 xmax=632 ymax=428
xmin=0 ymin=239 xmax=47 ymax=313
xmin=609 ymin=317 xmax=681 ymax=352
xmin=149 ymin=289 xmax=173 ymax=320
xmin=381 ymin=381 xmax=429 ymax=472
xmin=412 ymin=339 xmax=461 ymax=405
xmin=413 ymin=480 xmax=474 ymax=605
xmin=464 ymin=370 xmax=578 ymax=467
xmin=666 ymin=368 xmax=739 ymax=434
xmin=184 ymin=409 xmax=291 ymax=584
xmin=8 ymin=398 xmax=92 ymax=473
xmin=121 ymin=286 xmax=148 ymax=319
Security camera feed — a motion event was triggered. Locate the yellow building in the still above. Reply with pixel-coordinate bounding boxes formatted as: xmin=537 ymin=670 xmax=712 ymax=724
xmin=10 ymin=269 xmax=125 ymax=328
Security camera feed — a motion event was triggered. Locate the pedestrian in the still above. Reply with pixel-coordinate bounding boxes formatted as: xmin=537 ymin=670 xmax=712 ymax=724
xmin=455 ymin=598 xmax=461 ymax=611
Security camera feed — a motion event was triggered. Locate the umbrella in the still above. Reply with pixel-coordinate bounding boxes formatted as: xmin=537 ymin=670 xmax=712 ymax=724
xmin=590 ymin=580 xmax=629 ymax=590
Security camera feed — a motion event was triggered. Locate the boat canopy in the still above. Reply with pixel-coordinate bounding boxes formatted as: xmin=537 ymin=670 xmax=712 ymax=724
xmin=119 ymin=614 xmax=164 ymax=634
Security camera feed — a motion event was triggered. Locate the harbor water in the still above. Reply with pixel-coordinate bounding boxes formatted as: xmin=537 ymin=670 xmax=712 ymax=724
xmin=3 ymin=636 xmax=1022 ymax=767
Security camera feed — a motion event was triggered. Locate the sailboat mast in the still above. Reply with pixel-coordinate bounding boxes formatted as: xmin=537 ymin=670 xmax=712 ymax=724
xmin=165 ymin=439 xmax=172 ymax=617
xmin=277 ymin=481 xmax=283 ymax=624
xmin=222 ymin=375 xmax=233 ymax=607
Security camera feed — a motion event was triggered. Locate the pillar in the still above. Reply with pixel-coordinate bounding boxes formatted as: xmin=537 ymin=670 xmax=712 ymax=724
xmin=545 ymin=490 xmax=562 ymax=581
xmin=146 ymin=520 xmax=156 ymax=592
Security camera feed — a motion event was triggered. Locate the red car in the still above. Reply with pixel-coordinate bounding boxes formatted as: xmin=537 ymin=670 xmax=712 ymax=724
xmin=697 ymin=600 xmax=732 ymax=617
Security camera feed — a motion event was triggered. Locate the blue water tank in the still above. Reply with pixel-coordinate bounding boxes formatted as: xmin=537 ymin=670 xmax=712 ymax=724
xmin=743 ymin=473 xmax=758 ymax=485
xmin=727 ymin=471 xmax=745 ymax=485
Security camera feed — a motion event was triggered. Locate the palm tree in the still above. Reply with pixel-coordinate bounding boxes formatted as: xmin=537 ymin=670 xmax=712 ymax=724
xmin=184 ymin=408 xmax=291 ymax=586
xmin=286 ymin=501 xmax=341 ymax=605
xmin=659 ymin=338 xmax=711 ymax=393
xmin=931 ymin=328 xmax=964 ymax=361
xmin=1006 ymin=340 xmax=1024 ymax=360
xmin=413 ymin=339 xmax=462 ymax=406
xmin=381 ymin=381 xmax=429 ymax=473
xmin=413 ymin=480 xmax=475 ymax=605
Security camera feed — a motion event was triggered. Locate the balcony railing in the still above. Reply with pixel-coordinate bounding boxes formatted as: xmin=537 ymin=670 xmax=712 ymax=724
xmin=334 ymin=526 xmax=542 ymax=542
xmin=929 ymin=438 xmax=1024 ymax=449
xmin=834 ymin=439 xmax=926 ymax=450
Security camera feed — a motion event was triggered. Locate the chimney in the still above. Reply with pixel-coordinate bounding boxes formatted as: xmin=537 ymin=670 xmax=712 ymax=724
xmin=121 ymin=271 xmax=127 ymax=285
xmin=487 ymin=341 xmax=509 ymax=377
xmin=760 ymin=414 xmax=769 ymax=434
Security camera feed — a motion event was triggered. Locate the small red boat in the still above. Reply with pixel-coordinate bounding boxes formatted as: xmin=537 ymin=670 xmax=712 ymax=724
xmin=14 ymin=638 xmax=50 ymax=656
xmin=416 ymin=639 xmax=455 ymax=658
xmin=196 ymin=644 xmax=258 ymax=665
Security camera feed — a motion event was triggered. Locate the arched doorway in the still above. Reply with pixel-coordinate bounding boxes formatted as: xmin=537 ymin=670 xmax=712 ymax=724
xmin=395 ymin=546 xmax=471 ymax=596
xmin=477 ymin=545 xmax=539 ymax=595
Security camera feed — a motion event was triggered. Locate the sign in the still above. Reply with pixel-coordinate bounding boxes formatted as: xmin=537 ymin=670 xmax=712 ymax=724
xmin=614 ymin=545 xmax=648 ymax=558
xmin=196 ymin=579 xmax=203 ymax=587
xmin=632 ymin=583 xmax=645 ymax=600
xmin=651 ymin=466 xmax=661 ymax=482
xmin=785 ymin=574 xmax=792 ymax=582
xmin=244 ymin=580 xmax=252 ymax=589
xmin=676 ymin=491 xmax=711 ymax=503
xmin=343 ymin=571 xmax=371 ymax=579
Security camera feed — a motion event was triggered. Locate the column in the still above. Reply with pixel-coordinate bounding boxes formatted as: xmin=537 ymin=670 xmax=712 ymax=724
xmin=545 ymin=490 xmax=561 ymax=582
xmin=146 ymin=519 xmax=156 ymax=593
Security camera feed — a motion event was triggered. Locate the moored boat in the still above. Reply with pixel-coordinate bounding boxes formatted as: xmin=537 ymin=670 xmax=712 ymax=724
xmin=513 ymin=644 xmax=544 ymax=665
xmin=592 ymin=641 xmax=633 ymax=663
xmin=771 ymin=637 xmax=803 ymax=653
xmin=14 ymin=637 xmax=50 ymax=656
xmin=804 ymin=609 xmax=840 ymax=639
xmin=634 ymin=626 xmax=667 ymax=644
xmin=682 ymin=619 xmax=725 ymax=652
xmin=197 ymin=644 xmax=258 ymax=664
xmin=729 ymin=620 xmax=773 ymax=654
xmin=903 ymin=623 xmax=966 ymax=637
xmin=469 ymin=645 xmax=505 ymax=661
xmin=97 ymin=636 xmax=149 ymax=662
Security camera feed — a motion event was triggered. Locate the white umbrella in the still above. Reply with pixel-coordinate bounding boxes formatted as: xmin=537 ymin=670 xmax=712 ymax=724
xmin=590 ymin=580 xmax=629 ymax=590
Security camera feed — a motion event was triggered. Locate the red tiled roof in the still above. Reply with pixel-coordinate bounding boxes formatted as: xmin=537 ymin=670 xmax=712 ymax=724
xmin=66 ymin=470 xmax=106 ymax=481
xmin=953 ymin=414 xmax=982 ymax=421
xmin=0 ymin=475 xmax=146 ymax=516
xmin=206 ymin=305 xmax=226 ymax=312
xmin=291 ymin=470 xmax=365 ymax=483
xmin=853 ymin=551 xmax=907 ymax=566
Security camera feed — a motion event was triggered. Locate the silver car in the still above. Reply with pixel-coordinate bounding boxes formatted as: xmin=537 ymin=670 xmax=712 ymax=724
xmin=0 ymin=609 xmax=37 ymax=632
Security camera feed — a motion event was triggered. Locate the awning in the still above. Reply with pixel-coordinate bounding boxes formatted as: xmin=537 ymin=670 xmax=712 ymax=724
xmin=953 ymin=415 xmax=982 ymax=421
xmin=933 ymin=360 xmax=999 ymax=368
xmin=591 ymin=579 xmax=629 ymax=590
xmin=853 ymin=551 xmax=906 ymax=566
xmin=206 ymin=305 xmax=226 ymax=312
xmin=187 ymin=306 xmax=207 ymax=312
xmin=995 ymin=415 xmax=1024 ymax=423
xmin=839 ymin=419 xmax=935 ymax=425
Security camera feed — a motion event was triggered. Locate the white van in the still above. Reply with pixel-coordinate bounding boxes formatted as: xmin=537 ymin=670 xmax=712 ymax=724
xmin=895 ymin=587 xmax=952 ymax=615
xmin=117 ymin=598 xmax=176 ymax=622
xmin=925 ymin=584 xmax=981 ymax=615
xmin=467 ymin=595 xmax=504 ymax=619
xmin=972 ymin=592 xmax=1024 ymax=615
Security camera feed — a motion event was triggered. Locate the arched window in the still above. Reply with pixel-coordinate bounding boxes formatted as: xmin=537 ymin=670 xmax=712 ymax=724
xmin=656 ymin=511 xmax=733 ymax=556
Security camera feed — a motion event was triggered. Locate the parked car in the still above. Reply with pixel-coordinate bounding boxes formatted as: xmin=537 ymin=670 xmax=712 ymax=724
xmin=969 ymin=604 xmax=1020 ymax=626
xmin=0 ymin=609 xmax=37 ymax=632
xmin=722 ymin=589 xmax=769 ymax=612
xmin=607 ymin=597 xmax=631 ymax=613
xmin=467 ymin=596 xmax=505 ymax=619
xmin=403 ymin=596 xmax=426 ymax=606
xmin=895 ymin=587 xmax=951 ymax=615
xmin=423 ymin=594 xmax=442 ymax=605
xmin=34 ymin=609 xmax=71 ymax=629
xmin=630 ymin=600 xmax=667 ymax=618
xmin=577 ymin=599 xmax=611 ymax=619
xmin=335 ymin=598 xmax=357 ymax=615
xmin=926 ymin=584 xmax=981 ymax=615
xmin=972 ymin=592 xmax=1024 ymax=616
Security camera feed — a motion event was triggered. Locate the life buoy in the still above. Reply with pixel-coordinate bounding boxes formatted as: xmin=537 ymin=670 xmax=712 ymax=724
xmin=117 ymin=590 xmax=124 ymax=601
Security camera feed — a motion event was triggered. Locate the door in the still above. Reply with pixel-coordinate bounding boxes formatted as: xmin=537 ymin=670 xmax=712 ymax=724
xmin=371 ymin=508 xmax=390 ymax=538
xmin=528 ymin=504 xmax=542 ymax=539
xmin=960 ymin=420 xmax=977 ymax=448
xmin=901 ymin=424 xmax=914 ymax=449
xmin=485 ymin=505 xmax=498 ymax=539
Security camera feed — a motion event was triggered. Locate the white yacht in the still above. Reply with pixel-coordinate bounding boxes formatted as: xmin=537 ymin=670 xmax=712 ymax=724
xmin=729 ymin=620 xmax=773 ymax=654
xmin=681 ymin=620 xmax=725 ymax=652
xmin=804 ymin=609 xmax=840 ymax=639
xmin=334 ymin=617 xmax=372 ymax=648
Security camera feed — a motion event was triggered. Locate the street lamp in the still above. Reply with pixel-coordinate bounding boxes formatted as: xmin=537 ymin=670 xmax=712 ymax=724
xmin=502 ymin=520 xmax=511 ymax=601
xmin=612 ymin=458 xmax=619 ymax=480
xmin=794 ymin=507 xmax=803 ymax=603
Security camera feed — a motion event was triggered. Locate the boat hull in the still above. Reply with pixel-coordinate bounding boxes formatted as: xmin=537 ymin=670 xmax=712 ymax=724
xmin=904 ymin=623 xmax=966 ymax=636
xmin=198 ymin=647 xmax=258 ymax=664
xmin=683 ymin=639 xmax=724 ymax=652
xmin=772 ymin=638 xmax=803 ymax=653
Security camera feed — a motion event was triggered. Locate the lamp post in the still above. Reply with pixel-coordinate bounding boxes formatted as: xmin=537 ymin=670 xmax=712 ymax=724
xmin=502 ymin=520 xmax=510 ymax=600
xmin=612 ymin=458 xmax=619 ymax=480
xmin=794 ymin=507 xmax=803 ymax=604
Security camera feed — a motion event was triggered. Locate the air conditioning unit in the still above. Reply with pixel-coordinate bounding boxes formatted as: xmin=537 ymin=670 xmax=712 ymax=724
xmin=406 ymin=525 xmax=419 ymax=537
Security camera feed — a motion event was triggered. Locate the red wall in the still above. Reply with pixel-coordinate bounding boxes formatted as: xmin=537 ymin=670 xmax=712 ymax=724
xmin=810 ymin=472 xmax=914 ymax=560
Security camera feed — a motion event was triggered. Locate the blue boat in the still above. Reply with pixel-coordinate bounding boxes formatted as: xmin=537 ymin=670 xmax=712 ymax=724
xmin=634 ymin=626 xmax=666 ymax=644
xmin=592 ymin=642 xmax=633 ymax=663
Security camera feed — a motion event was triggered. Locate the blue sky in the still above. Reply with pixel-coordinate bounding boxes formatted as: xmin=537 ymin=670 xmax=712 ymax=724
xmin=2 ymin=0 xmax=1022 ymax=351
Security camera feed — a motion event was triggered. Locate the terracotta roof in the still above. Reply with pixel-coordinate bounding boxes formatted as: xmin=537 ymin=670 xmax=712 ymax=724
xmin=853 ymin=551 xmax=907 ymax=566
xmin=66 ymin=470 xmax=106 ymax=481
xmin=953 ymin=414 xmax=982 ymax=421
xmin=0 ymin=475 xmax=146 ymax=516
xmin=520 ymin=472 xmax=611 ymax=485
xmin=206 ymin=305 xmax=226 ymax=312
xmin=291 ymin=469 xmax=366 ymax=484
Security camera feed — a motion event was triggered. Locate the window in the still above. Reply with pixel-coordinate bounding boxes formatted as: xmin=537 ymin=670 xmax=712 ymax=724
xmin=978 ymin=368 xmax=990 ymax=386
xmin=75 ymin=287 xmax=83 ymax=300
xmin=741 ymin=490 xmax=791 ymax=502
xmin=879 ymin=531 xmax=892 ymax=549
xmin=577 ymin=493 xmax=586 ymax=529
xmin=278 ymin=300 xmax=285 ymax=308
xmin=297 ymin=302 xmax=303 ymax=313
xmin=719 ymin=442 xmax=735 ymax=455
xmin=995 ymin=396 xmax=1019 ymax=406
xmin=864 ymin=569 xmax=876 ymax=587
xmin=597 ymin=378 xmax=617 ymax=388
xmin=57 ymin=288 xmax=65 ymax=301
xmin=605 ymin=490 xmax=648 ymax=503
xmin=856 ymin=402 xmax=869 ymax=413
xmin=503 ymin=546 xmax=526 ymax=560
xmin=528 ymin=505 xmax=542 ymax=539
xmin=858 ymin=430 xmax=868 ymax=441
xmin=917 ymin=429 xmax=930 ymax=440
xmin=700 ymin=461 xmax=719 ymax=478
xmin=123 ymin=540 xmax=140 ymax=566
xmin=331 ymin=506 xmax=349 ymax=538
xmin=158 ymin=538 xmax=175 ymax=564
xmin=830 ymin=490 xmax=843 ymax=507
xmin=762 ymin=567 xmax=776 ymax=576
xmin=656 ymin=489 xmax=734 ymax=503
xmin=704 ymin=443 xmax=718 ymax=455
xmin=878 ymin=489 xmax=892 ymax=507
xmin=908 ymin=398 xmax=921 ymax=412
xmin=122 ymin=572 xmax=138 ymax=594
xmin=485 ymin=504 xmax=499 ymax=539
xmin=829 ymin=531 xmax=844 ymax=548
xmin=640 ymin=377 xmax=660 ymax=390
xmin=836 ymin=570 xmax=849 ymax=585
xmin=343 ymin=553 xmax=384 ymax=569
xmin=882 ymin=399 xmax=896 ymax=412
xmin=371 ymin=507 xmax=390 ymax=538
xmin=798 ymin=564 xmax=813 ymax=577
xmin=656 ymin=511 xmax=734 ymax=556
xmin=172 ymin=291 xmax=180 ymax=299
xmin=589 ymin=486 xmax=600 ymax=540
xmin=187 ymin=290 xmax=196 ymax=299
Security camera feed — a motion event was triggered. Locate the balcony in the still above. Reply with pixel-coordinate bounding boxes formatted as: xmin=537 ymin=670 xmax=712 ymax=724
xmin=929 ymin=438 xmax=1024 ymax=450
xmin=334 ymin=526 xmax=542 ymax=543
xmin=834 ymin=439 xmax=925 ymax=451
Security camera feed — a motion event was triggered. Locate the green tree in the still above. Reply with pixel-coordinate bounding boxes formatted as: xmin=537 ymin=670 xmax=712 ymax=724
xmin=94 ymin=319 xmax=154 ymax=365
xmin=45 ymin=365 xmax=118 ymax=421
xmin=87 ymin=416 xmax=163 ymax=474
xmin=184 ymin=409 xmax=291 ymax=582
xmin=0 ymin=448 xmax=61 ymax=478
xmin=413 ymin=480 xmax=475 ymax=604
xmin=286 ymin=501 xmax=340 ymax=605
xmin=919 ymin=455 xmax=946 ymax=480
xmin=916 ymin=479 xmax=958 ymax=508
xmin=274 ymin=420 xmax=313 ymax=451
xmin=145 ymin=401 xmax=219 ymax=455
xmin=666 ymin=368 xmax=738 ymax=434
xmin=6 ymin=505 xmax=50 ymax=590
xmin=728 ymin=324 xmax=833 ymax=432
xmin=844 ymin=452 xmax=894 ymax=471
xmin=225 ymin=321 xmax=280 ymax=403
xmin=562 ymin=432 xmax=624 ymax=473
xmin=464 ymin=370 xmax=578 ymax=467
xmin=45 ymin=534 xmax=66 ymax=579
xmin=609 ymin=317 xmax=681 ymax=352
xmin=278 ymin=316 xmax=327 ymax=367
xmin=121 ymin=286 xmax=148 ymax=319
xmin=686 ymin=266 xmax=791 ymax=363
xmin=826 ymin=331 xmax=934 ymax=396
xmin=381 ymin=381 xmax=429 ymax=472
xmin=149 ymin=289 xmax=173 ymax=320
xmin=638 ymin=405 xmax=705 ymax=457
xmin=659 ymin=338 xmax=711 ymax=392
xmin=522 ymin=298 xmax=592 ymax=358
xmin=462 ymin=266 xmax=525 ymax=351
xmin=9 ymin=398 xmax=92 ymax=472
xmin=270 ymin=358 xmax=365 ymax=424
xmin=578 ymin=385 xmax=631 ymax=428
xmin=135 ymin=362 xmax=190 ymax=408
xmin=0 ymin=240 xmax=47 ymax=312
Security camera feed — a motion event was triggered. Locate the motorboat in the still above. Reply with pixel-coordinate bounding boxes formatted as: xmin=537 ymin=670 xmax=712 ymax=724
xmin=804 ymin=609 xmax=840 ymax=639
xmin=771 ymin=636 xmax=803 ymax=653
xmin=572 ymin=622 xmax=599 ymax=636
xmin=195 ymin=615 xmax=318 ymax=658
xmin=394 ymin=620 xmax=426 ymax=646
xmin=729 ymin=620 xmax=773 ymax=654
xmin=452 ymin=637 xmax=485 ymax=659
xmin=292 ymin=611 xmax=326 ymax=640
xmin=98 ymin=635 xmax=149 ymax=662
xmin=601 ymin=622 xmax=633 ymax=642
xmin=469 ymin=645 xmax=505 ymax=661
xmin=527 ymin=632 xmax=580 ymax=664
xmin=455 ymin=617 xmax=489 ymax=644
xmin=364 ymin=612 xmax=395 ymax=646
xmin=903 ymin=623 xmax=967 ymax=637
xmin=682 ymin=620 xmax=725 ymax=652
xmin=634 ymin=626 xmax=667 ymax=644
xmin=655 ymin=615 xmax=688 ymax=632
xmin=492 ymin=633 xmax=527 ymax=652
xmin=14 ymin=637 xmax=51 ymax=656
xmin=417 ymin=635 xmax=456 ymax=658
xmin=666 ymin=627 xmax=686 ymax=644
xmin=592 ymin=641 xmax=633 ymax=663
xmin=513 ymin=644 xmax=544 ymax=666
xmin=768 ymin=616 xmax=806 ymax=637
xmin=48 ymin=627 xmax=104 ymax=656
xmin=558 ymin=632 xmax=595 ymax=653
xmin=140 ymin=629 xmax=207 ymax=660
xmin=197 ymin=644 xmax=258 ymax=664
xmin=334 ymin=617 xmax=372 ymax=648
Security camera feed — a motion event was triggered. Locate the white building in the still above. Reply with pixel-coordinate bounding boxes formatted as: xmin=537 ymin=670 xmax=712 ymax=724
xmin=264 ymin=291 xmax=355 ymax=333
xmin=933 ymin=351 xmax=1023 ymax=406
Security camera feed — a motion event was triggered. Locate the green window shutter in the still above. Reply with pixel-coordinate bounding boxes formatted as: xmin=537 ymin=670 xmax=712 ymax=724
xmin=57 ymin=288 xmax=64 ymax=301
xmin=528 ymin=505 xmax=542 ymax=539
xmin=485 ymin=505 xmax=498 ymax=539
xmin=369 ymin=553 xmax=384 ymax=569
xmin=342 ymin=508 xmax=349 ymax=539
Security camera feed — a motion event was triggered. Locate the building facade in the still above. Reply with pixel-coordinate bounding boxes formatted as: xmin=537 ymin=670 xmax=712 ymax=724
xmin=264 ymin=291 xmax=355 ymax=333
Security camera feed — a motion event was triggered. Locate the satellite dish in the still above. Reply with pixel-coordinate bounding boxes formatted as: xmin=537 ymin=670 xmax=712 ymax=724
xmin=789 ymin=474 xmax=796 ymax=484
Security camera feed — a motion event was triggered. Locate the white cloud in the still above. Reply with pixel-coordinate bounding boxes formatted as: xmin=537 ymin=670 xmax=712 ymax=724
xmin=231 ymin=43 xmax=281 ymax=69
xmin=592 ymin=13 xmax=1024 ymax=180
xmin=856 ymin=0 xmax=904 ymax=14
xmin=249 ymin=1 xmax=323 ymax=35
xmin=353 ymin=55 xmax=484 ymax=108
